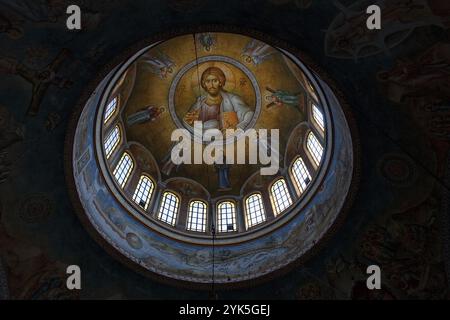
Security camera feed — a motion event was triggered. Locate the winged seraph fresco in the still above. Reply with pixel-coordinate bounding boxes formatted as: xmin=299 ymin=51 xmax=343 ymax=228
xmin=196 ymin=33 xmax=216 ymax=51
xmin=241 ymin=39 xmax=276 ymax=66
xmin=325 ymin=0 xmax=449 ymax=60
xmin=140 ymin=50 xmax=176 ymax=79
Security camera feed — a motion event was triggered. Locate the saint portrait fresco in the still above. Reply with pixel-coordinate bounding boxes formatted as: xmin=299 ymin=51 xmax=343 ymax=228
xmin=171 ymin=56 xmax=259 ymax=134
xmin=182 ymin=66 xmax=254 ymax=131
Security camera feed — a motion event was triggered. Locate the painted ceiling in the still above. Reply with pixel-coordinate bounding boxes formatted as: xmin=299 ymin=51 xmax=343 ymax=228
xmin=121 ymin=33 xmax=314 ymax=196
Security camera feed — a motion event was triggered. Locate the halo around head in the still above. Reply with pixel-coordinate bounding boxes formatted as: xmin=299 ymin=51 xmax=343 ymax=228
xmin=190 ymin=61 xmax=236 ymax=95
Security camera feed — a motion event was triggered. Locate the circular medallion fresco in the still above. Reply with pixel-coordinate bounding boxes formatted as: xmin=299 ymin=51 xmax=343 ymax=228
xmin=169 ymin=55 xmax=261 ymax=136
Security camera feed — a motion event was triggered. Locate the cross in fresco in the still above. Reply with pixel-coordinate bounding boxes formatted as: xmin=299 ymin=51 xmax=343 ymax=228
xmin=0 ymin=48 xmax=72 ymax=116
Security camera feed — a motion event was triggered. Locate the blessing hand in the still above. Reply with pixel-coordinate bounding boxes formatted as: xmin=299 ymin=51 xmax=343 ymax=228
xmin=184 ymin=110 xmax=200 ymax=125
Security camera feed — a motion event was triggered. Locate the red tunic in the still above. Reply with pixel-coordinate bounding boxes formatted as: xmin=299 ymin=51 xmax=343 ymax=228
xmin=200 ymin=102 xmax=220 ymax=122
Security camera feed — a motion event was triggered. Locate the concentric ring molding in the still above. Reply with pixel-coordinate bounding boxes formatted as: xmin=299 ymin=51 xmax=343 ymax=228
xmin=66 ymin=29 xmax=357 ymax=288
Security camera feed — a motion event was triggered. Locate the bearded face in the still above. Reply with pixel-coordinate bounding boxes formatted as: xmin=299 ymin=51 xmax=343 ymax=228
xmin=202 ymin=74 xmax=222 ymax=96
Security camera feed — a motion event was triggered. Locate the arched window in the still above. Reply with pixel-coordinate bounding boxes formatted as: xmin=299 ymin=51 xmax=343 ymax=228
xmin=245 ymin=193 xmax=266 ymax=229
xmin=270 ymin=178 xmax=292 ymax=216
xmin=187 ymin=200 xmax=207 ymax=232
xmin=306 ymin=131 xmax=323 ymax=166
xmin=104 ymin=125 xmax=121 ymax=158
xmin=104 ymin=97 xmax=118 ymax=123
xmin=291 ymin=157 xmax=312 ymax=194
xmin=113 ymin=152 xmax=134 ymax=188
xmin=217 ymin=201 xmax=237 ymax=233
xmin=132 ymin=175 xmax=154 ymax=210
xmin=312 ymin=104 xmax=325 ymax=131
xmin=157 ymin=192 xmax=179 ymax=226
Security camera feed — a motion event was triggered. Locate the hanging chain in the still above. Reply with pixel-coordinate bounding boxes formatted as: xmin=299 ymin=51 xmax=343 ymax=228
xmin=192 ymin=33 xmax=216 ymax=299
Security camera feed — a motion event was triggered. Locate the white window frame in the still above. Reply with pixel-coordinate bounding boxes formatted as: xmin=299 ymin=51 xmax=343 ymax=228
xmin=306 ymin=131 xmax=323 ymax=167
xmin=245 ymin=193 xmax=266 ymax=229
xmin=186 ymin=200 xmax=208 ymax=233
xmin=157 ymin=191 xmax=180 ymax=226
xmin=104 ymin=125 xmax=121 ymax=159
xmin=113 ymin=152 xmax=134 ymax=188
xmin=132 ymin=175 xmax=155 ymax=211
xmin=216 ymin=201 xmax=237 ymax=233
xmin=104 ymin=96 xmax=119 ymax=123
xmin=312 ymin=104 xmax=325 ymax=131
xmin=270 ymin=178 xmax=293 ymax=216
xmin=291 ymin=157 xmax=312 ymax=195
